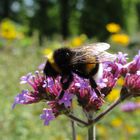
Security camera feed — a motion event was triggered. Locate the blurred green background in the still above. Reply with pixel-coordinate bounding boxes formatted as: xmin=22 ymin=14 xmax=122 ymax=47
xmin=0 ymin=0 xmax=140 ymax=140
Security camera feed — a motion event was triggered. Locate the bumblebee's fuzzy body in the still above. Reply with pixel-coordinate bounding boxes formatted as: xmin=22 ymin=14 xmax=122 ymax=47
xmin=44 ymin=48 xmax=99 ymax=78
xmin=44 ymin=43 xmax=115 ymax=98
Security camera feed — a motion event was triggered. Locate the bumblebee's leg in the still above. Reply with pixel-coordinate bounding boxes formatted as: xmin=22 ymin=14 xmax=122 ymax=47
xmin=59 ymin=73 xmax=73 ymax=99
xmin=89 ymin=77 xmax=101 ymax=97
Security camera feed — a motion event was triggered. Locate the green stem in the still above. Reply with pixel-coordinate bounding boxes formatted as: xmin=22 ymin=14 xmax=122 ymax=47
xmin=87 ymin=113 xmax=95 ymax=140
xmin=88 ymin=93 xmax=132 ymax=127
xmin=93 ymin=98 xmax=121 ymax=123
xmin=88 ymin=120 xmax=94 ymax=140
xmin=68 ymin=114 xmax=88 ymax=126
xmin=71 ymin=120 xmax=76 ymax=140
xmin=93 ymin=124 xmax=96 ymax=140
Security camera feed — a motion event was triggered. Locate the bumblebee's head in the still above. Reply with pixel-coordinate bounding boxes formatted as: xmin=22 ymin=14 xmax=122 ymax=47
xmin=53 ymin=48 xmax=73 ymax=69
xmin=44 ymin=47 xmax=73 ymax=77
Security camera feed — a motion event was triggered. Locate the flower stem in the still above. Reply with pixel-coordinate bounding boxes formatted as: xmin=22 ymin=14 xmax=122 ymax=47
xmin=88 ymin=124 xmax=93 ymax=140
xmin=71 ymin=120 xmax=76 ymax=140
xmin=68 ymin=114 xmax=88 ymax=126
xmin=93 ymin=124 xmax=96 ymax=140
xmin=87 ymin=112 xmax=95 ymax=140
xmin=88 ymin=119 xmax=96 ymax=140
xmin=88 ymin=93 xmax=131 ymax=126
xmin=93 ymin=98 xmax=121 ymax=123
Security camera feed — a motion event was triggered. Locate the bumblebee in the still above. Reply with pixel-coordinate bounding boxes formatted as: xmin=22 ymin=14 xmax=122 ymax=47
xmin=43 ymin=43 xmax=116 ymax=98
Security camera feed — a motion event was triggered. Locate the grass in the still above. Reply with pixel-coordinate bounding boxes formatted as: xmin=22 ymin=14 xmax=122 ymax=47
xmin=0 ymin=43 xmax=140 ymax=140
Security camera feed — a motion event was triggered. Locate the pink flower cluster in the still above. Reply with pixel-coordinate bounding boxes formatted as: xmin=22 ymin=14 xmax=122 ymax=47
xmin=121 ymin=102 xmax=140 ymax=112
xmin=13 ymin=51 xmax=140 ymax=125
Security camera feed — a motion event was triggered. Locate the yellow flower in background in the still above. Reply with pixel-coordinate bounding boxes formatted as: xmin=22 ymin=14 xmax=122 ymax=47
xmin=71 ymin=37 xmax=82 ymax=47
xmin=106 ymin=23 xmax=121 ymax=33
xmin=125 ymin=125 xmax=137 ymax=134
xmin=1 ymin=30 xmax=16 ymax=40
xmin=111 ymin=33 xmax=130 ymax=46
xmin=42 ymin=48 xmax=53 ymax=57
xmin=76 ymin=134 xmax=84 ymax=140
xmin=70 ymin=34 xmax=87 ymax=47
xmin=117 ymin=77 xmax=124 ymax=86
xmin=0 ymin=19 xmax=17 ymax=40
xmin=111 ymin=118 xmax=122 ymax=127
xmin=97 ymin=125 xmax=108 ymax=137
xmin=107 ymin=88 xmax=120 ymax=102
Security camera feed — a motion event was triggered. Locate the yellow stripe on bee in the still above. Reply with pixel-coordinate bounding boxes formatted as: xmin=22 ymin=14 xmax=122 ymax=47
xmin=47 ymin=52 xmax=61 ymax=73
xmin=86 ymin=63 xmax=96 ymax=73
xmin=47 ymin=52 xmax=53 ymax=61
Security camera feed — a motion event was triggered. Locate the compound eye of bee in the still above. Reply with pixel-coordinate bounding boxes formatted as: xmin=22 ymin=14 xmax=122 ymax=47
xmin=65 ymin=52 xmax=71 ymax=59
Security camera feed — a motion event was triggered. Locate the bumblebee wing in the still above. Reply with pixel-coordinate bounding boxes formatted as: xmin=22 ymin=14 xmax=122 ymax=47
xmin=71 ymin=43 xmax=114 ymax=64
xmin=72 ymin=42 xmax=110 ymax=53
xmin=97 ymin=52 xmax=116 ymax=63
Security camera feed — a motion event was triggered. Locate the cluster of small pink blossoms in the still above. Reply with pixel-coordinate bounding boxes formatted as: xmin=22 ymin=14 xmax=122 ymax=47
xmin=13 ymin=51 xmax=140 ymax=125
xmin=121 ymin=102 xmax=140 ymax=112
xmin=123 ymin=51 xmax=140 ymax=94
